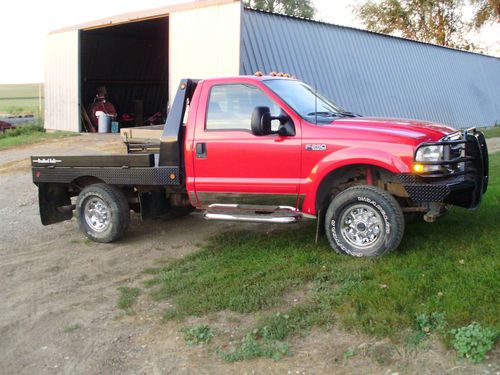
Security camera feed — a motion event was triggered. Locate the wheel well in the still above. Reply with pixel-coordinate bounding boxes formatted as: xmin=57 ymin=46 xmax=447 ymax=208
xmin=70 ymin=176 xmax=104 ymax=192
xmin=70 ymin=176 xmax=137 ymax=200
xmin=69 ymin=177 xmax=140 ymax=211
xmin=315 ymin=164 xmax=407 ymax=212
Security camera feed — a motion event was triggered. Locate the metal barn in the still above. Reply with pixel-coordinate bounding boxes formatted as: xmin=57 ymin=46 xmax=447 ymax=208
xmin=45 ymin=0 xmax=500 ymax=132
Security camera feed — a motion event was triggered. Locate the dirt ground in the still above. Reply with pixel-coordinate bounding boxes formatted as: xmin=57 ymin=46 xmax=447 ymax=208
xmin=0 ymin=135 xmax=498 ymax=375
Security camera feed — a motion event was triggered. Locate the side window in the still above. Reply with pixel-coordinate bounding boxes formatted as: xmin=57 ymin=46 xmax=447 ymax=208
xmin=206 ymin=84 xmax=280 ymax=131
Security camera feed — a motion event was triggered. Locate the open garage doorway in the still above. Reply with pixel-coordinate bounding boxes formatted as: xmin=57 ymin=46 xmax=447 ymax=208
xmin=80 ymin=16 xmax=169 ymax=132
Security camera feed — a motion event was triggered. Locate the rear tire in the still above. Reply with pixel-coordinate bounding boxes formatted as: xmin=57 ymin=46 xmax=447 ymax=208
xmin=324 ymin=185 xmax=404 ymax=257
xmin=76 ymin=183 xmax=130 ymax=243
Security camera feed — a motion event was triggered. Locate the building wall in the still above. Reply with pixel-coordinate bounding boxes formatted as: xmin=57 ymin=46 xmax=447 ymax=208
xmin=169 ymin=2 xmax=241 ymax=101
xmin=240 ymin=8 xmax=500 ymax=129
xmin=45 ymin=1 xmax=241 ymax=132
xmin=45 ymin=30 xmax=80 ymax=131
xmin=45 ymin=3 xmax=499 ymax=132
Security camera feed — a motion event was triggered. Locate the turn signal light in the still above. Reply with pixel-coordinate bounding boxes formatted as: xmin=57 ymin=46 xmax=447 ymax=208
xmin=413 ymin=163 xmax=424 ymax=173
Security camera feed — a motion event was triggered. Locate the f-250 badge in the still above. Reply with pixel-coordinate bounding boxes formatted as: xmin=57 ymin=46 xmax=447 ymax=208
xmin=305 ymin=144 xmax=327 ymax=151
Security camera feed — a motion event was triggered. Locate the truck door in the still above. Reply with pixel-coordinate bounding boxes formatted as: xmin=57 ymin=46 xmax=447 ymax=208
xmin=192 ymin=82 xmax=301 ymax=208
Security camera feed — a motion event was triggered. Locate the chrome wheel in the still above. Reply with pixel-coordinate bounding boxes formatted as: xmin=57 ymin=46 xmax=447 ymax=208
xmin=84 ymin=197 xmax=110 ymax=232
xmin=339 ymin=204 xmax=383 ymax=250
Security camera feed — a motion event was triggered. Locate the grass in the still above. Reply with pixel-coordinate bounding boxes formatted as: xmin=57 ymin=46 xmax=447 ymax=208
xmin=143 ymin=152 xmax=500 ymax=360
xmin=117 ymin=287 xmax=141 ymax=312
xmin=0 ymin=99 xmax=41 ymax=115
xmin=63 ymin=324 xmax=81 ymax=333
xmin=218 ymin=333 xmax=290 ymax=362
xmin=0 ymin=122 xmax=75 ymax=150
xmin=482 ymin=125 xmax=500 ymax=139
xmin=0 ymin=83 xmax=43 ymax=115
xmin=181 ymin=325 xmax=215 ymax=346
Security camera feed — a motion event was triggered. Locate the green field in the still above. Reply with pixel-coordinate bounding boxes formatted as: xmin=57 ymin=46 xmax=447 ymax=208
xmin=0 ymin=83 xmax=43 ymax=115
xmin=139 ymin=153 xmax=500 ymax=362
xmin=482 ymin=125 xmax=500 ymax=139
xmin=0 ymin=123 xmax=76 ymax=150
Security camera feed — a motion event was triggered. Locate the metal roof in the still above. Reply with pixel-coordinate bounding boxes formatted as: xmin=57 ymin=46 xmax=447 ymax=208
xmin=240 ymin=8 xmax=500 ymax=129
xmin=50 ymin=0 xmax=238 ymax=33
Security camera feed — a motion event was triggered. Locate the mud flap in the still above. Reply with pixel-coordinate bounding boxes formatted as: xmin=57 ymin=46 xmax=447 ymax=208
xmin=38 ymin=183 xmax=73 ymax=225
xmin=139 ymin=190 xmax=170 ymax=220
xmin=315 ymin=208 xmax=323 ymax=244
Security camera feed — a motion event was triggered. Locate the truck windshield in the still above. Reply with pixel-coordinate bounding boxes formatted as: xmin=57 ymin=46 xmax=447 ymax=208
xmin=263 ymin=79 xmax=352 ymax=123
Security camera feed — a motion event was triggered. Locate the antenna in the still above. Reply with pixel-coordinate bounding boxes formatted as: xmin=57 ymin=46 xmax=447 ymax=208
xmin=314 ymin=82 xmax=318 ymax=125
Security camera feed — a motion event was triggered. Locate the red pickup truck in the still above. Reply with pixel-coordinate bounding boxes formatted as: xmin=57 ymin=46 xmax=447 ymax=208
xmin=31 ymin=75 xmax=489 ymax=257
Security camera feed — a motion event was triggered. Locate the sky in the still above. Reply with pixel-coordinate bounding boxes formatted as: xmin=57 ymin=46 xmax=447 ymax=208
xmin=0 ymin=0 xmax=497 ymax=84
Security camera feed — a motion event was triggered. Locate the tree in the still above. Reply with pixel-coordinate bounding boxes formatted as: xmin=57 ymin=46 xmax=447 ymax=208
xmin=470 ymin=0 xmax=500 ymax=29
xmin=243 ymin=0 xmax=316 ymax=19
xmin=354 ymin=0 xmax=475 ymax=49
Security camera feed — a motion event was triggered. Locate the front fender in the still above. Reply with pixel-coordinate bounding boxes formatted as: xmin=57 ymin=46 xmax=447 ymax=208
xmin=300 ymin=147 xmax=412 ymax=215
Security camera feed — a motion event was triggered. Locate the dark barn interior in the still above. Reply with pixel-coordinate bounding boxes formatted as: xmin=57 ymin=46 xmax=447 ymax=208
xmin=80 ymin=17 xmax=169 ymax=130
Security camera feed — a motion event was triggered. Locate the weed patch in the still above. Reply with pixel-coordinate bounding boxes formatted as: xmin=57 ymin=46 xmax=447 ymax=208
xmin=451 ymin=322 xmax=497 ymax=363
xmin=255 ymin=306 xmax=332 ymax=341
xmin=181 ymin=325 xmax=215 ymax=346
xmin=415 ymin=312 xmax=446 ymax=334
xmin=343 ymin=348 xmax=355 ymax=360
xmin=117 ymin=287 xmax=141 ymax=312
xmin=218 ymin=333 xmax=289 ymax=362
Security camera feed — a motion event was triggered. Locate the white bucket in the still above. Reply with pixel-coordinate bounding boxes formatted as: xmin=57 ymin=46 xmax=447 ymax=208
xmin=96 ymin=111 xmax=111 ymax=133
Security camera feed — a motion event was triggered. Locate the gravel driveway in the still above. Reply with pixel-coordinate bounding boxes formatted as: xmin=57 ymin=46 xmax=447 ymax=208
xmin=0 ymin=135 xmax=239 ymax=374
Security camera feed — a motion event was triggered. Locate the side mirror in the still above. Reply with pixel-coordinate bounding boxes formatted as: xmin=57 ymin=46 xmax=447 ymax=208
xmin=251 ymin=107 xmax=272 ymax=136
xmin=251 ymin=107 xmax=295 ymax=137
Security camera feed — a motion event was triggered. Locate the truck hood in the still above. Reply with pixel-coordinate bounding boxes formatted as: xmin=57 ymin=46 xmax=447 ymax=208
xmin=327 ymin=117 xmax=457 ymax=143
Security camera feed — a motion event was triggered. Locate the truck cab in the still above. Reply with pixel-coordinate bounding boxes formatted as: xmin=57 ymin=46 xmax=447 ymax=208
xmin=32 ymin=75 xmax=489 ymax=257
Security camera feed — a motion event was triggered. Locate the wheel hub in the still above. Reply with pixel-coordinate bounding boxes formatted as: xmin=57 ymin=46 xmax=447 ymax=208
xmin=84 ymin=197 xmax=110 ymax=232
xmin=340 ymin=204 xmax=383 ymax=249
xmin=356 ymin=222 xmax=367 ymax=232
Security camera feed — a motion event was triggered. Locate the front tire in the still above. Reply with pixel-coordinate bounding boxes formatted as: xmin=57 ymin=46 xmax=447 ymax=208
xmin=76 ymin=183 xmax=130 ymax=243
xmin=324 ymin=186 xmax=404 ymax=257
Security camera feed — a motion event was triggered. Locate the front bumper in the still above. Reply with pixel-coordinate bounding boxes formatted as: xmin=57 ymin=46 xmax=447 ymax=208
xmin=398 ymin=129 xmax=489 ymax=209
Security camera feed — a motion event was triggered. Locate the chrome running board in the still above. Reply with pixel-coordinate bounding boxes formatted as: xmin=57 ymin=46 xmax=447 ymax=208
xmin=204 ymin=212 xmax=301 ymax=223
xmin=204 ymin=204 xmax=302 ymax=224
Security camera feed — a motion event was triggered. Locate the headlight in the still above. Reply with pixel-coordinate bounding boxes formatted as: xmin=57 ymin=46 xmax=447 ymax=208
xmin=415 ymin=145 xmax=443 ymax=162
xmin=414 ymin=145 xmax=444 ymax=173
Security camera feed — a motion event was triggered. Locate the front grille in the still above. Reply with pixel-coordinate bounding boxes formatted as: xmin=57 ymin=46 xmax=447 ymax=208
xmin=402 ymin=128 xmax=488 ymax=208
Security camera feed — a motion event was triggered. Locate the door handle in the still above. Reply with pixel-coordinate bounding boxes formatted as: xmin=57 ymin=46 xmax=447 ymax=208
xmin=196 ymin=143 xmax=207 ymax=158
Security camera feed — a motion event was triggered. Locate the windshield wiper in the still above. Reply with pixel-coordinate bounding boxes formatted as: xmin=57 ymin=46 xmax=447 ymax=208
xmin=307 ymin=111 xmax=341 ymax=117
xmin=307 ymin=111 xmax=360 ymax=118
xmin=338 ymin=111 xmax=359 ymax=117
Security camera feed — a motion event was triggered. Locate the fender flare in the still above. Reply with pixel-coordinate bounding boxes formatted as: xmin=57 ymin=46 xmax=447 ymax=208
xmin=300 ymin=147 xmax=411 ymax=215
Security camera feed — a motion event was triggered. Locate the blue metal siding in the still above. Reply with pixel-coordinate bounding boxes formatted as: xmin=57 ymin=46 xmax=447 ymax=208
xmin=240 ymin=9 xmax=500 ymax=129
